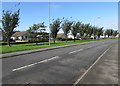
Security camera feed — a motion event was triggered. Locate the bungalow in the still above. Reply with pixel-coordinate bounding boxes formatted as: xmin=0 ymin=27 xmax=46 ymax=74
xmin=116 ymin=34 xmax=119 ymax=38
xmin=57 ymin=33 xmax=78 ymax=39
xmin=11 ymin=31 xmax=29 ymax=40
xmin=57 ymin=33 xmax=66 ymax=38
xmin=68 ymin=34 xmax=74 ymax=39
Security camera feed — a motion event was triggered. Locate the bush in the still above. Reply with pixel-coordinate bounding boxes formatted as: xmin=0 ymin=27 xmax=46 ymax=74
xmin=28 ymin=38 xmax=49 ymax=42
xmin=56 ymin=37 xmax=73 ymax=41
xmin=81 ymin=36 xmax=91 ymax=40
xmin=56 ymin=37 xmax=63 ymax=41
xmin=20 ymin=39 xmax=29 ymax=41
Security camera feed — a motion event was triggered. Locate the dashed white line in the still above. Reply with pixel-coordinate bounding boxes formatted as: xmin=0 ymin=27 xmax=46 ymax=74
xmin=69 ymin=45 xmax=95 ymax=54
xmin=87 ymin=46 xmax=93 ymax=49
xmin=12 ymin=56 xmax=59 ymax=72
xmin=69 ymin=49 xmax=83 ymax=54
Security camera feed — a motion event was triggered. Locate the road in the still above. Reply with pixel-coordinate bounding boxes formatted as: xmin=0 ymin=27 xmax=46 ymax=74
xmin=2 ymin=40 xmax=118 ymax=85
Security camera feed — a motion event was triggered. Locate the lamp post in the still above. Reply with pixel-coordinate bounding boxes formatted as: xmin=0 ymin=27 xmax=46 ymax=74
xmin=49 ymin=0 xmax=51 ymax=46
xmin=93 ymin=26 xmax=95 ymax=40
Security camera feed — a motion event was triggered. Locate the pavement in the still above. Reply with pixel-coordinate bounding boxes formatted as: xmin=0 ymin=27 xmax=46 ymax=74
xmin=76 ymin=42 xmax=118 ymax=85
xmin=1 ymin=39 xmax=118 ymax=85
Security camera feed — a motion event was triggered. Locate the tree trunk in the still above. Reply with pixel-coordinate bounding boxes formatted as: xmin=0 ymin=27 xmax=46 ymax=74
xmin=98 ymin=35 xmax=100 ymax=39
xmin=7 ymin=38 xmax=11 ymax=47
xmin=54 ymin=39 xmax=55 ymax=43
xmin=65 ymin=35 xmax=67 ymax=43
xmin=36 ymin=42 xmax=37 ymax=45
xmin=35 ymin=38 xmax=37 ymax=45
xmin=74 ymin=36 xmax=75 ymax=42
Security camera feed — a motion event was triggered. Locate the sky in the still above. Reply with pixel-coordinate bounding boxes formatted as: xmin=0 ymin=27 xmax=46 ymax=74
xmin=1 ymin=2 xmax=118 ymax=33
xmin=1 ymin=0 xmax=119 ymax=2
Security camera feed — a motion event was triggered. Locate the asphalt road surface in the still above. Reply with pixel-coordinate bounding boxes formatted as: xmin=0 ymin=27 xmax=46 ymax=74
xmin=2 ymin=39 xmax=118 ymax=85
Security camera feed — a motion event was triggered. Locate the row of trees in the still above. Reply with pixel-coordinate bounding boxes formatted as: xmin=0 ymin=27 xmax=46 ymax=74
xmin=50 ymin=18 xmax=119 ymax=43
xmin=105 ymin=29 xmax=119 ymax=38
xmin=0 ymin=9 xmax=119 ymax=46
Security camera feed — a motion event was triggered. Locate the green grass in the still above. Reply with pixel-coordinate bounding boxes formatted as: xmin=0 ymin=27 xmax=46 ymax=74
xmin=0 ymin=38 xmax=116 ymax=54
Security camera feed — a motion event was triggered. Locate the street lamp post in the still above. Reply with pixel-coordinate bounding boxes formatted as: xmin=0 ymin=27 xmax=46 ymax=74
xmin=49 ymin=0 xmax=51 ymax=46
xmin=93 ymin=27 xmax=95 ymax=40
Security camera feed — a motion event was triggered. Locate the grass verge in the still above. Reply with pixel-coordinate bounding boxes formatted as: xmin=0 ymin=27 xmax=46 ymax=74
xmin=0 ymin=38 xmax=116 ymax=54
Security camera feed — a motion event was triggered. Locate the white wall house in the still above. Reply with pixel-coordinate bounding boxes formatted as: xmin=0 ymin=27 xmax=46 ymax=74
xmin=57 ymin=33 xmax=75 ymax=39
xmin=11 ymin=31 xmax=29 ymax=41
xmin=115 ymin=34 xmax=119 ymax=38
xmin=100 ymin=35 xmax=106 ymax=38
xmin=68 ymin=34 xmax=74 ymax=39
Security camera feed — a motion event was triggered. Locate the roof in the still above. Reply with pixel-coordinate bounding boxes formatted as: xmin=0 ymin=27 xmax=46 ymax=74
xmin=12 ymin=31 xmax=28 ymax=37
xmin=57 ymin=33 xmax=66 ymax=38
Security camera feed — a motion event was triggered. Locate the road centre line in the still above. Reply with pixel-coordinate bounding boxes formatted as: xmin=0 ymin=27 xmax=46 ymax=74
xmin=69 ymin=46 xmax=94 ymax=54
xmin=12 ymin=46 xmax=94 ymax=71
xmin=69 ymin=49 xmax=83 ymax=54
xmin=12 ymin=44 xmax=107 ymax=72
xmin=12 ymin=56 xmax=59 ymax=72
xmin=87 ymin=46 xmax=93 ymax=49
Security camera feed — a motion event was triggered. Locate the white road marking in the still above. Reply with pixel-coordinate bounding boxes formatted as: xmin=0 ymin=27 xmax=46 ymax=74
xmin=87 ymin=46 xmax=93 ymax=49
xmin=69 ymin=49 xmax=83 ymax=54
xmin=12 ymin=56 xmax=59 ymax=72
xmin=72 ymin=47 xmax=111 ymax=86
xmin=69 ymin=45 xmax=95 ymax=54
